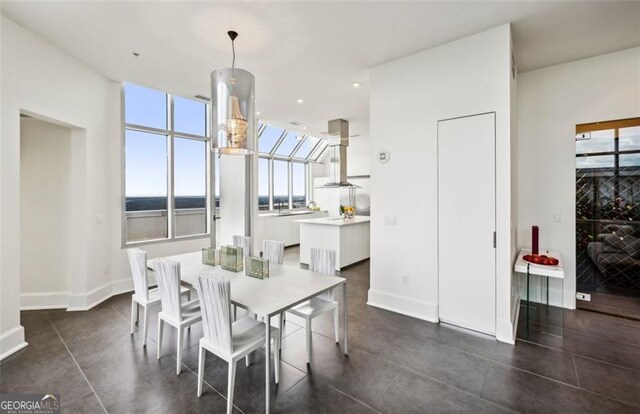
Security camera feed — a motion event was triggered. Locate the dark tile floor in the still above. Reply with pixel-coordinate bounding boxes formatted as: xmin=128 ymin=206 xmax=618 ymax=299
xmin=2 ymin=246 xmax=640 ymax=413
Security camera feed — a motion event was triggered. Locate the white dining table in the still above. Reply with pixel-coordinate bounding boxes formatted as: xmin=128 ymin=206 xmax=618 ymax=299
xmin=147 ymin=251 xmax=348 ymax=414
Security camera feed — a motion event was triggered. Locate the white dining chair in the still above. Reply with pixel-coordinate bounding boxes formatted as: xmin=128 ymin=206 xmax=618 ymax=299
xmin=262 ymin=239 xmax=285 ymax=265
xmin=195 ymin=273 xmax=280 ymax=414
xmin=286 ymin=248 xmax=339 ymax=364
xmin=127 ymin=248 xmax=189 ymax=346
xmin=155 ymin=259 xmax=202 ymax=375
xmin=232 ymin=235 xmax=252 ymax=257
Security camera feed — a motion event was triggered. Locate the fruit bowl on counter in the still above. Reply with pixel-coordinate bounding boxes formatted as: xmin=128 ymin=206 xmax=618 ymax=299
xmin=522 ymin=254 xmax=559 ymax=266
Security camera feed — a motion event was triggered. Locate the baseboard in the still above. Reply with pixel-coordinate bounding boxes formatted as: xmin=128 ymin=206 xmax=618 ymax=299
xmin=20 ymin=291 xmax=70 ymax=310
xmin=367 ymin=289 xmax=439 ymax=323
xmin=494 ymin=296 xmax=520 ymax=345
xmin=0 ymin=325 xmax=28 ymax=361
xmin=67 ymin=277 xmax=132 ymax=311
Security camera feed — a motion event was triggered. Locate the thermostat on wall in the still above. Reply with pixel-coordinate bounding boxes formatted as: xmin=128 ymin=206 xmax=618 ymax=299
xmin=377 ymin=149 xmax=390 ymax=164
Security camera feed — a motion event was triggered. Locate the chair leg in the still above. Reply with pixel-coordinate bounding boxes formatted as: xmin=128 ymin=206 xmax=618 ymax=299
xmin=245 ymin=353 xmax=250 ymax=367
xmin=130 ymin=299 xmax=136 ymax=335
xmin=176 ymin=326 xmax=184 ymax=375
xmin=142 ymin=305 xmax=149 ymax=347
xmin=197 ymin=345 xmax=205 ymax=397
xmin=157 ymin=318 xmax=164 ymax=360
xmin=305 ymin=318 xmax=312 ymax=364
xmin=135 ymin=303 xmax=139 ymax=323
xmin=233 ymin=305 xmax=237 ymax=321
xmin=334 ymin=307 xmax=340 ymax=344
xmin=227 ymin=361 xmax=237 ymax=414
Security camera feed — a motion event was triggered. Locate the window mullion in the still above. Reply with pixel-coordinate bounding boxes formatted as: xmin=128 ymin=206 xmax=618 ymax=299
xmin=167 ymin=94 xmax=175 ymax=240
xmin=288 ymin=161 xmax=293 ymax=209
xmin=268 ymin=158 xmax=274 ymax=210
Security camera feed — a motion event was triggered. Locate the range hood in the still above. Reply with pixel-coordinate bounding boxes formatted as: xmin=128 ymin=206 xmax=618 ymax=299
xmin=318 ymin=118 xmax=359 ymax=188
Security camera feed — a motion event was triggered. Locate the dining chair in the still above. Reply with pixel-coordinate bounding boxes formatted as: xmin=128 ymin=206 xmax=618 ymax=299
xmin=155 ymin=259 xmax=202 ymax=375
xmin=232 ymin=235 xmax=252 ymax=257
xmin=286 ymin=248 xmax=339 ymax=364
xmin=127 ymin=248 xmax=189 ymax=346
xmin=195 ymin=273 xmax=280 ymax=414
xmin=262 ymin=239 xmax=285 ymax=264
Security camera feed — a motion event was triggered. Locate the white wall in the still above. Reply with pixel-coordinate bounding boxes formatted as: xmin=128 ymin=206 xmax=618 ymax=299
xmin=517 ymin=47 xmax=640 ymax=309
xmin=0 ymin=15 xmax=210 ymax=359
xmin=20 ymin=118 xmax=72 ymax=308
xmin=368 ymin=24 xmax=516 ymax=343
xmin=347 ymin=135 xmax=371 ymax=176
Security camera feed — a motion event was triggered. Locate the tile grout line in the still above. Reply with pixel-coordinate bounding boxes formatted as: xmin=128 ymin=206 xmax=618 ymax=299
xmin=572 ymin=353 xmax=581 ymax=389
xmin=50 ymin=322 xmax=108 ymax=414
xmin=324 ymin=381 xmax=382 ymax=414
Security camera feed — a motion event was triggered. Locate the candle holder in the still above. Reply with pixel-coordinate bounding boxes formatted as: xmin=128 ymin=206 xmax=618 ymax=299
xmin=201 ymin=248 xmax=219 ymax=266
xmin=245 ymin=257 xmax=270 ymax=279
xmin=220 ymin=245 xmax=243 ymax=272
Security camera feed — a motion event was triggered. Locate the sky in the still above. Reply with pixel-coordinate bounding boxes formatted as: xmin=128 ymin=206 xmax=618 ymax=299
xmin=125 ymin=83 xmax=206 ymax=197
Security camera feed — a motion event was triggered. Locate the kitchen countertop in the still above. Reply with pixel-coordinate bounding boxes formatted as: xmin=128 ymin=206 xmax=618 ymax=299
xmin=259 ymin=210 xmax=327 ymax=218
xmin=296 ymin=216 xmax=370 ymax=226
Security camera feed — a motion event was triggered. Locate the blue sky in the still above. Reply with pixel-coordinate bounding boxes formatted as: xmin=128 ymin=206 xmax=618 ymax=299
xmin=125 ymin=83 xmax=206 ymax=197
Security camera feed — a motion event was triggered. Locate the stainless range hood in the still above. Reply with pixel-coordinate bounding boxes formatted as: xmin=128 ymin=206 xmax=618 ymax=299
xmin=318 ymin=118 xmax=359 ymax=188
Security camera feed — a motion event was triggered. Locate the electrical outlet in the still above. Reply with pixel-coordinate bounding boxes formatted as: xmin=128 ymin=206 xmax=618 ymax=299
xmin=96 ymin=214 xmax=104 ymax=224
xmin=576 ymin=292 xmax=591 ymax=301
xmin=384 ymin=215 xmax=397 ymax=225
xmin=401 ymin=276 xmax=409 ymax=286
xmin=553 ymin=213 xmax=562 ymax=223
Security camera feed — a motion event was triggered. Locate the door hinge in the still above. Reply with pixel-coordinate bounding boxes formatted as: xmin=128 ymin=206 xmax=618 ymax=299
xmin=493 ymin=231 xmax=496 ymax=248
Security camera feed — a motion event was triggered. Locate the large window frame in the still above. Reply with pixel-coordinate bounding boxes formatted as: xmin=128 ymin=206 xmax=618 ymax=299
xmin=121 ymin=83 xmax=211 ymax=246
xmin=257 ymin=123 xmax=328 ymax=212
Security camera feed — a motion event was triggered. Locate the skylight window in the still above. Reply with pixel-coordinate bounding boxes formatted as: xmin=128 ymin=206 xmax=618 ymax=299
xmin=293 ymin=136 xmax=320 ymax=159
xmin=258 ymin=125 xmax=285 ymax=153
xmin=257 ymin=123 xmax=328 ymax=162
xmin=274 ymin=131 xmax=303 ymax=156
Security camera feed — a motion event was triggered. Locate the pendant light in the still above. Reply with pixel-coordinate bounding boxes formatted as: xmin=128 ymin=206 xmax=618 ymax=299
xmin=210 ymin=31 xmax=256 ymax=154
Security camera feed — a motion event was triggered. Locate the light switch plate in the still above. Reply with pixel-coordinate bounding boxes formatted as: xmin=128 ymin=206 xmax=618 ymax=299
xmin=553 ymin=213 xmax=562 ymax=223
xmin=384 ymin=215 xmax=396 ymax=225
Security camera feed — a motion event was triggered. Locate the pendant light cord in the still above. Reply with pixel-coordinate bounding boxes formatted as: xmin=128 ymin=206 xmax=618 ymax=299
xmin=231 ymin=38 xmax=236 ymax=69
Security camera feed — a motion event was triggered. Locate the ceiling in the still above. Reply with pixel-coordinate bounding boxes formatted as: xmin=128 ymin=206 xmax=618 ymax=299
xmin=2 ymin=1 xmax=640 ymax=139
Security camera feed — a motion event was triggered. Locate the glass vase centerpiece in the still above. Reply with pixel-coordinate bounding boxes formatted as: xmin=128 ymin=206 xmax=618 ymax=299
xmin=245 ymin=256 xmax=269 ymax=279
xmin=201 ymin=248 xmax=220 ymax=266
xmin=220 ymin=245 xmax=243 ymax=272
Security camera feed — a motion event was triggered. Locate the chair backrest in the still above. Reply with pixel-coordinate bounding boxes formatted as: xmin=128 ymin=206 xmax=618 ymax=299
xmin=233 ymin=235 xmax=252 ymax=257
xmin=196 ymin=274 xmax=233 ymax=353
xmin=310 ymin=248 xmax=337 ymax=301
xmin=127 ymin=248 xmax=149 ymax=301
xmin=154 ymin=260 xmax=183 ymax=322
xmin=263 ymin=239 xmax=285 ymax=265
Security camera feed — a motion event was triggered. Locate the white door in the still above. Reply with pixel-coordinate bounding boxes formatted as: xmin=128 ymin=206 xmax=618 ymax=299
xmin=438 ymin=113 xmax=496 ymax=335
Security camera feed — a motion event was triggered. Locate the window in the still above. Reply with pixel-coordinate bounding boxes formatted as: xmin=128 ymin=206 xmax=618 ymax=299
xmin=292 ymin=162 xmax=306 ymax=208
xmin=255 ymin=123 xmax=328 ymax=211
xmin=123 ymin=82 xmax=209 ymax=244
xmin=274 ymin=131 xmax=302 ymax=156
xmin=258 ymin=158 xmax=270 ymax=211
xmin=273 ymin=160 xmax=289 ymax=208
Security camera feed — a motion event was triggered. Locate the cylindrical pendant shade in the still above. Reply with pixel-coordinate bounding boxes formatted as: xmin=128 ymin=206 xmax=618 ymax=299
xmin=211 ymin=67 xmax=256 ymax=155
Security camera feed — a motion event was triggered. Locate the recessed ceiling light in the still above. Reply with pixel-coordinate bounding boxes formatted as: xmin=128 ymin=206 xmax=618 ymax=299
xmin=352 ymin=82 xmax=362 ymax=88
xmin=296 ymin=99 xmax=304 ymax=104
xmin=302 ymin=126 xmax=308 ymax=130
xmin=256 ymin=111 xmax=261 ymax=116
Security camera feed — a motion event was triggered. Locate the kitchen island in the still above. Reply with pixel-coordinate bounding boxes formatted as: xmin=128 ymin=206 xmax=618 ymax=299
xmin=296 ymin=216 xmax=370 ymax=271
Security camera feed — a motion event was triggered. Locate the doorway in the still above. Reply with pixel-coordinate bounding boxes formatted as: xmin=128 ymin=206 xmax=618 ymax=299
xmin=20 ymin=115 xmax=73 ymax=309
xmin=575 ymin=117 xmax=640 ymax=319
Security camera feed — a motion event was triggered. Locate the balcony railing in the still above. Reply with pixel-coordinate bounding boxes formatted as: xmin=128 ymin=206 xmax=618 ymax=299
xmin=125 ymin=208 xmax=207 ymax=243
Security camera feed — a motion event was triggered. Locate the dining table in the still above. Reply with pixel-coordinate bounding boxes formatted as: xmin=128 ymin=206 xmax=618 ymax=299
xmin=147 ymin=251 xmax=348 ymax=414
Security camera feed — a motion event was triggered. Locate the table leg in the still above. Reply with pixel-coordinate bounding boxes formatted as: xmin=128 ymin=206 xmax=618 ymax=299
xmin=526 ymin=264 xmax=530 ymax=338
xmin=546 ymin=277 xmax=549 ymax=306
xmin=265 ymin=316 xmax=271 ymax=414
xmin=343 ymin=282 xmax=348 ymax=355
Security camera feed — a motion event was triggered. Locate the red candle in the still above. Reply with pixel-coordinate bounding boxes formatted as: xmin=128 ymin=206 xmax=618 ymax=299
xmin=532 ymin=226 xmax=539 ymax=255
